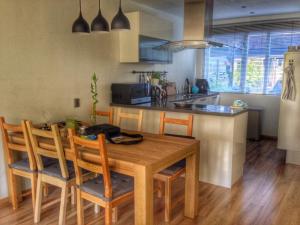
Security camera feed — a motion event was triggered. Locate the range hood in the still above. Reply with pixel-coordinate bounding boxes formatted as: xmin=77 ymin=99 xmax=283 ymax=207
xmin=159 ymin=0 xmax=224 ymax=52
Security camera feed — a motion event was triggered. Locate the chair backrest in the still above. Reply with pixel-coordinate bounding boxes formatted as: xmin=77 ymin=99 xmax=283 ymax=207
xmin=96 ymin=108 xmax=114 ymax=125
xmin=0 ymin=117 xmax=36 ymax=170
xmin=116 ymin=108 xmax=143 ymax=132
xmin=26 ymin=121 xmax=69 ymax=179
xmin=159 ymin=112 xmax=194 ymax=137
xmin=68 ymin=129 xmax=112 ymax=199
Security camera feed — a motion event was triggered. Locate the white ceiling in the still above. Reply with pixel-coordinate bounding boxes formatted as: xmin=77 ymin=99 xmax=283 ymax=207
xmin=129 ymin=0 xmax=300 ymax=20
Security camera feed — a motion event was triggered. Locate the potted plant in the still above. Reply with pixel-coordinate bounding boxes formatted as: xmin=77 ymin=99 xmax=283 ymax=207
xmin=151 ymin=72 xmax=161 ymax=85
xmin=90 ymin=73 xmax=98 ymax=125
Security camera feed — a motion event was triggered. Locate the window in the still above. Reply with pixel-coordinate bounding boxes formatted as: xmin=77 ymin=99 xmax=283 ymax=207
xmin=205 ymin=20 xmax=300 ymax=95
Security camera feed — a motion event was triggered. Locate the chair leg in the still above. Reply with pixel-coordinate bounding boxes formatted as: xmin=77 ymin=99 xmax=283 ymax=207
xmin=71 ymin=186 xmax=76 ymax=205
xmin=58 ymin=184 xmax=68 ymax=225
xmin=164 ymin=179 xmax=172 ymax=222
xmin=31 ymin=174 xmax=37 ymax=211
xmin=105 ymin=204 xmax=113 ymax=225
xmin=112 ymin=207 xmax=118 ymax=223
xmin=43 ymin=184 xmax=49 ymax=197
xmin=34 ymin=175 xmax=43 ymax=223
xmin=77 ymin=189 xmax=84 ymax=225
xmin=157 ymin=180 xmax=163 ymax=198
xmin=8 ymin=169 xmax=18 ymax=210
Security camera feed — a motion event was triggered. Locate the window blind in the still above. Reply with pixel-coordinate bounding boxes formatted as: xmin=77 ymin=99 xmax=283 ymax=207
xmin=205 ymin=19 xmax=300 ymax=95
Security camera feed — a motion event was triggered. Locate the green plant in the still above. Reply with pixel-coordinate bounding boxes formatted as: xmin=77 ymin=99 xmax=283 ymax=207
xmin=90 ymin=73 xmax=98 ymax=124
xmin=152 ymin=72 xmax=161 ymax=80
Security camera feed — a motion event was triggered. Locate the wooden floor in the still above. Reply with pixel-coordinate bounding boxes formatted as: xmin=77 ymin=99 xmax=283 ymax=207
xmin=0 ymin=140 xmax=300 ymax=225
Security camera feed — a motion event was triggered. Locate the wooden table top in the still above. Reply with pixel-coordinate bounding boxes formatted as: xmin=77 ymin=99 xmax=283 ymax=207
xmin=105 ymin=132 xmax=198 ymax=165
xmin=10 ymin=131 xmax=199 ymax=174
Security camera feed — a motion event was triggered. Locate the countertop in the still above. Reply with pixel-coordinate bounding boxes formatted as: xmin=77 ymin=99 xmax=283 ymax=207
xmin=111 ymin=93 xmax=248 ymax=117
xmin=167 ymin=92 xmax=219 ymax=102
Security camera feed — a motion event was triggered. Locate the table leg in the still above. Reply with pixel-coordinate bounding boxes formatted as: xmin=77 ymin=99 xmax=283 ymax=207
xmin=134 ymin=165 xmax=153 ymax=225
xmin=184 ymin=143 xmax=200 ymax=218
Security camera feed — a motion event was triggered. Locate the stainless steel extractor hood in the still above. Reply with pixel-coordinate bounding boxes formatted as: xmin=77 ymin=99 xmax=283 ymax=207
xmin=159 ymin=0 xmax=224 ymax=52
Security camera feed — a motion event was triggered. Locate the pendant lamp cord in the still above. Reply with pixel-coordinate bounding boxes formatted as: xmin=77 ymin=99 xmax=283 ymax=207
xmin=119 ymin=0 xmax=122 ymax=9
xmin=99 ymin=0 xmax=101 ymax=12
xmin=79 ymin=0 xmax=82 ymax=15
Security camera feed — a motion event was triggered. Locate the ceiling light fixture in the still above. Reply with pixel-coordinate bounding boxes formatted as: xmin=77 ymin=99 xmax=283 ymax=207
xmin=72 ymin=0 xmax=90 ymax=33
xmin=91 ymin=0 xmax=110 ymax=33
xmin=111 ymin=0 xmax=131 ymax=31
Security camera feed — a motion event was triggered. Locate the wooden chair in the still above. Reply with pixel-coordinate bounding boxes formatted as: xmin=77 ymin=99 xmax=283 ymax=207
xmin=26 ymin=121 xmax=79 ymax=225
xmin=0 ymin=117 xmax=37 ymax=211
xmin=96 ymin=108 xmax=114 ymax=124
xmin=154 ymin=111 xmax=194 ymax=222
xmin=68 ymin=129 xmax=134 ymax=225
xmin=115 ymin=108 xmax=143 ymax=131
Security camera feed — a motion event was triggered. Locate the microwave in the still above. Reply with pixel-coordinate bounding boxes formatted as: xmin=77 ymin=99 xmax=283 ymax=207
xmin=111 ymin=83 xmax=151 ymax=105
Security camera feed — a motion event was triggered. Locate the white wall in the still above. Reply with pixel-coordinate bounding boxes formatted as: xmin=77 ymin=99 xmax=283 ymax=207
xmin=220 ymin=93 xmax=280 ymax=137
xmin=0 ymin=0 xmax=195 ymax=198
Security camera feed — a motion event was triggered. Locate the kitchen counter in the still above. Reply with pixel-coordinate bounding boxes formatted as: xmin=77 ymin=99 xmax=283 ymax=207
xmin=111 ymin=102 xmax=247 ymax=117
xmin=110 ymin=94 xmax=248 ymax=188
xmin=111 ymin=93 xmax=247 ymax=117
xmin=167 ymin=92 xmax=219 ymax=102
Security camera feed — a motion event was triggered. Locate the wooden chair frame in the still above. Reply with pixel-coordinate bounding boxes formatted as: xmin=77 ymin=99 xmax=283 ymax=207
xmin=0 ymin=117 xmax=37 ymax=211
xmin=159 ymin=111 xmax=193 ymax=136
xmin=115 ymin=108 xmax=143 ymax=131
xmin=68 ymin=129 xmax=134 ymax=225
xmin=26 ymin=121 xmax=76 ymax=225
xmin=96 ymin=108 xmax=114 ymax=125
xmin=155 ymin=111 xmax=194 ymax=222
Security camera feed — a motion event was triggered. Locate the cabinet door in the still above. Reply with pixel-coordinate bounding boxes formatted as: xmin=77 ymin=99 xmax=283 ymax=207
xmin=139 ymin=35 xmax=172 ymax=63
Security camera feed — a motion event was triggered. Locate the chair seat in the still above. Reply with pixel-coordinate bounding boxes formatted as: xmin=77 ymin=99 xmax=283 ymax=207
xmin=9 ymin=157 xmax=58 ymax=173
xmin=41 ymin=160 xmax=87 ymax=181
xmin=9 ymin=158 xmax=33 ymax=173
xmin=159 ymin=159 xmax=186 ymax=176
xmin=79 ymin=172 xmax=134 ymax=202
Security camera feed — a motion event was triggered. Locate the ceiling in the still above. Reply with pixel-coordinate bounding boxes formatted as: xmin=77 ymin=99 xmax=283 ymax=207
xmin=129 ymin=0 xmax=300 ymax=20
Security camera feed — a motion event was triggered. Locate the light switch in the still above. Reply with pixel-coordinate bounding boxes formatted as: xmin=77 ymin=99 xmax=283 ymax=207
xmin=74 ymin=98 xmax=80 ymax=108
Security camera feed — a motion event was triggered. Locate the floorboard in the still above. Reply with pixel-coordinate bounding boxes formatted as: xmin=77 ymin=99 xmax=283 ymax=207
xmin=0 ymin=140 xmax=299 ymax=225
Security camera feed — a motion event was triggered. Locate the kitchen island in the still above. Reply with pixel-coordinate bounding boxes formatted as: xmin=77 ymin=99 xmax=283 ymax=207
xmin=111 ymin=95 xmax=248 ymax=188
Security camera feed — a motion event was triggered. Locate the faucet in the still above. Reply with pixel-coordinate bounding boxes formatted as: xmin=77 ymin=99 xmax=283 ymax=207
xmin=184 ymin=78 xmax=191 ymax=95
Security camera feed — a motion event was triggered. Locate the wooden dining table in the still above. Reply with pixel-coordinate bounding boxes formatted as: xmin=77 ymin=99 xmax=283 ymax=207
xmin=11 ymin=131 xmax=200 ymax=225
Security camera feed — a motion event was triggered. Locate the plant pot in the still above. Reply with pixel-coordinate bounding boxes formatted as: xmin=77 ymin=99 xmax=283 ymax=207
xmin=151 ymin=78 xmax=160 ymax=86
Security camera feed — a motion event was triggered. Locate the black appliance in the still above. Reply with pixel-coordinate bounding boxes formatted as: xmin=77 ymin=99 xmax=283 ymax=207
xmin=196 ymin=79 xmax=210 ymax=94
xmin=111 ymin=83 xmax=151 ymax=105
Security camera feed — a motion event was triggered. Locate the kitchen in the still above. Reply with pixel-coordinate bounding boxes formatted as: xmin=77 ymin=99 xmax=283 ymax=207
xmin=0 ymin=0 xmax=299 ymax=225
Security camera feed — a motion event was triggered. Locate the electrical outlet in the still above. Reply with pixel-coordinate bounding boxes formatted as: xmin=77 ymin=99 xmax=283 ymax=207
xmin=74 ymin=98 xmax=80 ymax=108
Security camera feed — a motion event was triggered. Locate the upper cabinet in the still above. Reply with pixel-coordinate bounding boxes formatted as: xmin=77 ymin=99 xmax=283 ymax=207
xmin=120 ymin=11 xmax=174 ymax=64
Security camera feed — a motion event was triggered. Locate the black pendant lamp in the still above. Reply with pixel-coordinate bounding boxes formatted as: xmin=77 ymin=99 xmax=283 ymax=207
xmin=111 ymin=0 xmax=130 ymax=31
xmin=91 ymin=0 xmax=109 ymax=32
xmin=72 ymin=0 xmax=90 ymax=33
